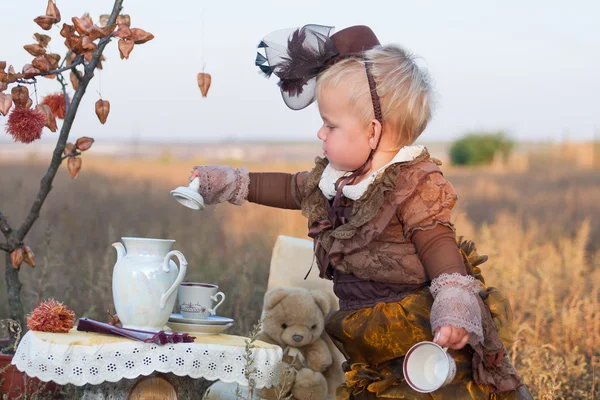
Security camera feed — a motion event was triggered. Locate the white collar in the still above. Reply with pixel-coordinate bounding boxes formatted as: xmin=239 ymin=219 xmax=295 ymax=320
xmin=318 ymin=145 xmax=426 ymax=201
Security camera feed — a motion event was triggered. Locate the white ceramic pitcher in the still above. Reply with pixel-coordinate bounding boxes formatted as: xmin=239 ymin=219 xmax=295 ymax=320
xmin=112 ymin=237 xmax=187 ymax=330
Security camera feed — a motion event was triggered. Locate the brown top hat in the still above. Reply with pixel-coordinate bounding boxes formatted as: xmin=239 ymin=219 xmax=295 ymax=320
xmin=331 ymin=25 xmax=381 ymax=58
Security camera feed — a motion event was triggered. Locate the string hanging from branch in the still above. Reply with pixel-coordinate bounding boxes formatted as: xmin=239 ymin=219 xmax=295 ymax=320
xmin=196 ymin=8 xmax=211 ymax=98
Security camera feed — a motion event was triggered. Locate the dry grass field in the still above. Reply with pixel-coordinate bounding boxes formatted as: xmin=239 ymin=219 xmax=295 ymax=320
xmin=0 ymin=147 xmax=598 ymax=398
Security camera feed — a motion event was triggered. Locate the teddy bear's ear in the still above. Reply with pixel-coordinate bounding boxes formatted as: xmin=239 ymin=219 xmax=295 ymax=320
xmin=310 ymin=290 xmax=331 ymax=316
xmin=263 ymin=287 xmax=289 ymax=311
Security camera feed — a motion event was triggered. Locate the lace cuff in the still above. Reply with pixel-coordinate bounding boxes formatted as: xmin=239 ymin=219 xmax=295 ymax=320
xmin=429 ymin=273 xmax=484 ymax=345
xmin=194 ymin=166 xmax=250 ymax=206
xmin=231 ymin=166 xmax=249 ymax=205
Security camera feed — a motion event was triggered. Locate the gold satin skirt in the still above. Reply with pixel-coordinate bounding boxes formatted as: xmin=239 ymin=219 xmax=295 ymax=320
xmin=325 ymin=287 xmax=525 ymax=400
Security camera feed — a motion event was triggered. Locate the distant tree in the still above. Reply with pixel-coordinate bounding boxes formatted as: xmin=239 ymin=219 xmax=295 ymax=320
xmin=449 ymin=131 xmax=515 ymax=166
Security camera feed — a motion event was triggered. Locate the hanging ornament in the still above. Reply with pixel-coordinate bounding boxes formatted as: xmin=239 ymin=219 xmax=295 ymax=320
xmin=95 ymin=99 xmax=110 ymax=124
xmin=196 ymin=9 xmax=211 ymax=98
xmin=197 ymin=73 xmax=211 ymax=98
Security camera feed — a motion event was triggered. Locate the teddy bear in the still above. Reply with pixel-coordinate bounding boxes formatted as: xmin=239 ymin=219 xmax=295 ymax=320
xmin=257 ymin=286 xmax=334 ymax=400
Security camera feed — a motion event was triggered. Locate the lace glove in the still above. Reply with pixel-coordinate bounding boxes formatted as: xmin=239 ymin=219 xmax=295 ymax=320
xmin=191 ymin=165 xmax=250 ymax=206
xmin=429 ymin=273 xmax=484 ymax=345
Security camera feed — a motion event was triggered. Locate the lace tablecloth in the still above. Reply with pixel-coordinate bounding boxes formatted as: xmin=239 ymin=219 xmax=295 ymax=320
xmin=12 ymin=330 xmax=283 ymax=388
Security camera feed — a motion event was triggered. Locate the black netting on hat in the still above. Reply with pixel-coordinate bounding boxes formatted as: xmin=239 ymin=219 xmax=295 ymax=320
xmin=256 ymin=24 xmax=339 ymax=110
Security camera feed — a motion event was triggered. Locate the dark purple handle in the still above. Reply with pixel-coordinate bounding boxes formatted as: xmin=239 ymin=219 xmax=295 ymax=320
xmin=76 ymin=318 xmax=194 ymax=344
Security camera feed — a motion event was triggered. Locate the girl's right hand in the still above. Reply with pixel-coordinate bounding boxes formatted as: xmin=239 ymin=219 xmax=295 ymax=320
xmin=188 ymin=165 xmax=249 ymax=206
xmin=434 ymin=326 xmax=470 ymax=350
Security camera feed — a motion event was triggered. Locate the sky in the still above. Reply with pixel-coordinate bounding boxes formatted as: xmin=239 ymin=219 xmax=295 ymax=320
xmin=0 ymin=0 xmax=598 ymax=144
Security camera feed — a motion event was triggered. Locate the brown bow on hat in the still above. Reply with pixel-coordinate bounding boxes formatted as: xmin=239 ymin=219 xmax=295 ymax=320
xmin=256 ymin=24 xmax=381 ymax=110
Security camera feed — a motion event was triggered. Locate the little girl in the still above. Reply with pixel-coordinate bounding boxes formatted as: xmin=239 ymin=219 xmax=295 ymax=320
xmin=190 ymin=25 xmax=532 ymax=399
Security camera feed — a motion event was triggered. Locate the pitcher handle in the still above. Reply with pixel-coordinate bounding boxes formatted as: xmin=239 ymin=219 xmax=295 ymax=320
xmin=160 ymin=250 xmax=188 ymax=309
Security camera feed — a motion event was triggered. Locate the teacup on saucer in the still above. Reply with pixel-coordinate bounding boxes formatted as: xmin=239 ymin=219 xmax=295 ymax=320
xmin=177 ymin=282 xmax=226 ymax=320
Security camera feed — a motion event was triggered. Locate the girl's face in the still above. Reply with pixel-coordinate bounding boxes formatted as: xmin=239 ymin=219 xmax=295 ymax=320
xmin=316 ymin=84 xmax=373 ymax=171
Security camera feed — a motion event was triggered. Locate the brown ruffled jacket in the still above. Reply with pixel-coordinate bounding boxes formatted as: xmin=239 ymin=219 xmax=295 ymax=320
xmin=247 ymin=150 xmax=530 ymax=399
xmin=291 ymin=150 xmax=457 ymax=284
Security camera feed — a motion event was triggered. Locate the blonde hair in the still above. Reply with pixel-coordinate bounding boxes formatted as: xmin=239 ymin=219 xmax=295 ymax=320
xmin=315 ymin=45 xmax=433 ymax=150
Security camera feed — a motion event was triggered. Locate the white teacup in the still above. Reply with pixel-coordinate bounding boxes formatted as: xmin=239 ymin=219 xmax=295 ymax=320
xmin=177 ymin=282 xmax=226 ymax=320
xmin=403 ymin=341 xmax=457 ymax=393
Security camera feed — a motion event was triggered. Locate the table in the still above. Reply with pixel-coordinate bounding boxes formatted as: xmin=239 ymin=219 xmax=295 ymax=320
xmin=11 ymin=329 xmax=283 ymax=399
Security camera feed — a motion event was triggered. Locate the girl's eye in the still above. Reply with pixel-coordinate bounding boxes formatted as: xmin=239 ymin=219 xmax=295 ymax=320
xmin=326 ymin=125 xmax=335 ymax=130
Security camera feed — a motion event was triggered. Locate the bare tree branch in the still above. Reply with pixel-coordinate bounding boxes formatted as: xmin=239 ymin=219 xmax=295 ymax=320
xmin=4 ymin=252 xmax=23 ymax=333
xmin=0 ymin=243 xmax=10 ymax=253
xmin=57 ymin=68 xmax=70 ymax=109
xmin=14 ymin=0 xmax=124 ymax=243
xmin=0 ymin=210 xmax=12 ymax=239
xmin=71 ymin=67 xmax=83 ymax=84
xmin=39 ymin=57 xmax=85 ymax=77
xmin=61 ymin=151 xmax=81 ymax=161
xmin=15 ymin=56 xmax=84 ymax=85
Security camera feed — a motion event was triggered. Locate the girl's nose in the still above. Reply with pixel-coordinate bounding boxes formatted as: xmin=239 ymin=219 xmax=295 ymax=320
xmin=317 ymin=126 xmax=326 ymax=141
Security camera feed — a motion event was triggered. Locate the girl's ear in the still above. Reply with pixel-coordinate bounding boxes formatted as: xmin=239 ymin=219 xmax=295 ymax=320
xmin=368 ymin=119 xmax=383 ymax=150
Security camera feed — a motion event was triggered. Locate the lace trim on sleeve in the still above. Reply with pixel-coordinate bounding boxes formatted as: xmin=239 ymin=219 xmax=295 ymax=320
xmin=430 ymin=272 xmax=484 ymax=345
xmin=231 ymin=166 xmax=250 ymax=206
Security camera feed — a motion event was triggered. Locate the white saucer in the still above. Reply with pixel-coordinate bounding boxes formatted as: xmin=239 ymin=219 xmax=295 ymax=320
xmin=167 ymin=321 xmax=233 ymax=335
xmin=169 ymin=313 xmax=233 ymax=326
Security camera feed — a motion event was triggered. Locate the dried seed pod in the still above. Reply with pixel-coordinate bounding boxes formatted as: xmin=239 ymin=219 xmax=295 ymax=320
xmin=72 ymin=15 xmax=93 ymax=35
xmin=130 ymin=28 xmax=154 ymax=44
xmin=34 ymin=15 xmax=58 ymax=31
xmin=82 ymin=36 xmax=97 ymax=52
xmin=60 ymin=23 xmax=76 ymax=38
xmin=24 ymin=44 xmax=47 ymax=57
xmin=63 ymin=142 xmax=75 ymax=156
xmin=197 ymin=73 xmax=212 ymax=98
xmin=32 ymin=56 xmax=51 ymax=72
xmin=0 ymin=93 xmax=12 ymax=116
xmin=118 ymin=39 xmax=134 ymax=60
xmin=113 ymin=25 xmax=132 ymax=39
xmin=67 ymin=156 xmax=82 ymax=179
xmin=11 ymin=248 xmax=24 ymax=270
xmin=116 ymin=14 xmax=131 ymax=27
xmin=46 ymin=0 xmax=61 ymax=23
xmin=45 ymin=53 xmax=61 ymax=70
xmin=11 ymin=86 xmax=29 ymax=108
xmin=36 ymin=104 xmax=57 ymax=132
xmin=7 ymin=66 xmax=24 ymax=83
xmin=99 ymin=14 xmax=110 ymax=27
xmin=34 ymin=33 xmax=52 ymax=47
xmin=65 ymin=36 xmax=84 ymax=54
xmin=75 ymin=136 xmax=94 ymax=151
xmin=23 ymin=246 xmax=36 ymax=268
xmin=22 ymin=64 xmax=41 ymax=79
xmin=95 ymin=99 xmax=110 ymax=124
xmin=89 ymin=24 xmax=116 ymax=41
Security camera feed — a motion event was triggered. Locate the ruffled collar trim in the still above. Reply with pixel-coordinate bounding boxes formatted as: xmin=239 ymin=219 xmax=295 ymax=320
xmin=318 ymin=145 xmax=426 ymax=200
